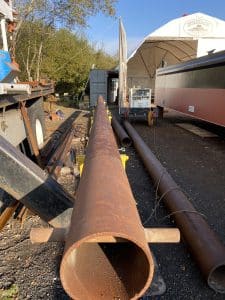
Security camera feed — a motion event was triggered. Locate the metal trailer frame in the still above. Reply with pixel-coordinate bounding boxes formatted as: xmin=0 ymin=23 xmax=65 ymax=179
xmin=0 ymin=86 xmax=54 ymax=108
xmin=0 ymin=85 xmax=55 ymax=226
xmin=155 ymin=50 xmax=225 ymax=127
xmin=0 ymin=86 xmax=54 ymax=146
xmin=0 ymin=133 xmax=73 ymax=228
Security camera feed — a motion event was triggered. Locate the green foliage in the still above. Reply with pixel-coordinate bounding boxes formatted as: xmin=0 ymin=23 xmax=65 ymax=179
xmin=0 ymin=284 xmax=19 ymax=300
xmin=15 ymin=21 xmax=52 ymax=81
xmin=15 ymin=0 xmax=117 ymax=28
xmin=13 ymin=0 xmax=118 ymax=94
xmin=15 ymin=23 xmax=118 ymax=94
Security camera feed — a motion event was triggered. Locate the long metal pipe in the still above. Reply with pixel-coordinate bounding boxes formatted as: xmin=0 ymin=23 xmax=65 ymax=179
xmin=46 ymin=127 xmax=74 ymax=178
xmin=124 ymin=120 xmax=225 ymax=293
xmin=111 ymin=116 xmax=131 ymax=146
xmin=43 ymin=112 xmax=84 ymax=164
xmin=42 ymin=122 xmax=72 ymax=165
xmin=52 ymin=129 xmax=74 ymax=178
xmin=60 ymin=96 xmax=154 ymax=300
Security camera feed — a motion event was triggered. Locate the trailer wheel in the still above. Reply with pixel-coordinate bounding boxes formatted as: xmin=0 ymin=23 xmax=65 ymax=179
xmin=27 ymin=98 xmax=46 ymax=149
xmin=35 ymin=118 xmax=44 ymax=147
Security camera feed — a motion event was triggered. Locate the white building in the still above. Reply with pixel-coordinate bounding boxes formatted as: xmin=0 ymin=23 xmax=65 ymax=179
xmin=127 ymin=13 xmax=225 ymax=92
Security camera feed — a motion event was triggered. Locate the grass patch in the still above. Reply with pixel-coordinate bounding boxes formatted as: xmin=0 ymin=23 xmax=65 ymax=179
xmin=0 ymin=284 xmax=19 ymax=300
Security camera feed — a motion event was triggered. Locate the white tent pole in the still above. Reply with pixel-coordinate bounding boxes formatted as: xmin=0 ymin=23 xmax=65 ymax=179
xmin=119 ymin=18 xmax=127 ymax=114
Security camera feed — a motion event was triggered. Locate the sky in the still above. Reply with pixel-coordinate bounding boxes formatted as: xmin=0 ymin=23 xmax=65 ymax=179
xmin=83 ymin=0 xmax=225 ymax=56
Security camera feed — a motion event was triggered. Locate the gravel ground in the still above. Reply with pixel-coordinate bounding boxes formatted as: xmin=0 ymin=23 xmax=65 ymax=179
xmin=125 ymin=110 xmax=225 ymax=299
xmin=1 ymin=106 xmax=225 ymax=299
xmin=0 ymin=103 xmax=88 ymax=300
xmin=0 ymin=217 xmax=67 ymax=300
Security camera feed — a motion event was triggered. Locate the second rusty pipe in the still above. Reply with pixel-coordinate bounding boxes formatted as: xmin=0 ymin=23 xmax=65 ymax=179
xmin=124 ymin=120 xmax=225 ymax=293
xmin=60 ymin=96 xmax=154 ymax=300
xmin=52 ymin=130 xmax=74 ymax=178
xmin=46 ymin=127 xmax=74 ymax=179
xmin=111 ymin=116 xmax=132 ymax=147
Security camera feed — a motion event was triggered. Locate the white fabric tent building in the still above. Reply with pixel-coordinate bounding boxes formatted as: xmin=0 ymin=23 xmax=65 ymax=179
xmin=127 ymin=12 xmax=225 ymax=95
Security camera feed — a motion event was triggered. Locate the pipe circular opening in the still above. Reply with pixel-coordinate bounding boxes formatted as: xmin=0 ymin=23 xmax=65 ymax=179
xmin=208 ymin=265 xmax=225 ymax=293
xmin=61 ymin=236 xmax=153 ymax=299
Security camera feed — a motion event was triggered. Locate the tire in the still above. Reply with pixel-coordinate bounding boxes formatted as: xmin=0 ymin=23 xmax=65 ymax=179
xmin=27 ymin=97 xmax=46 ymax=150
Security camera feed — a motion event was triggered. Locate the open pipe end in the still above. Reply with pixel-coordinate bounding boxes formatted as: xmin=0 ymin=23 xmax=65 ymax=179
xmin=60 ymin=235 xmax=154 ymax=299
xmin=208 ymin=264 xmax=225 ymax=293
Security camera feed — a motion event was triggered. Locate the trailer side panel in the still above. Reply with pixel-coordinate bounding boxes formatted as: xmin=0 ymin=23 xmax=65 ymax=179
xmin=155 ymin=50 xmax=225 ymax=126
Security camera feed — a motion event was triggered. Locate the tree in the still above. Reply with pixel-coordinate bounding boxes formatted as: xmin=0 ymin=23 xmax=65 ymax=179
xmin=15 ymin=21 xmax=53 ymax=81
xmin=93 ymin=49 xmax=117 ymax=69
xmin=41 ymin=28 xmax=117 ymax=94
xmin=42 ymin=29 xmax=93 ymax=93
xmin=13 ymin=0 xmax=117 ymax=82
xmin=15 ymin=24 xmax=117 ymax=93
xmin=14 ymin=0 xmax=117 ymax=29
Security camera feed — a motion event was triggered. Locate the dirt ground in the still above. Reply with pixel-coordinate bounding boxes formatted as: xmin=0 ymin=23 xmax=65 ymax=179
xmin=126 ymin=110 xmax=225 ymax=299
xmin=1 ymin=105 xmax=225 ymax=299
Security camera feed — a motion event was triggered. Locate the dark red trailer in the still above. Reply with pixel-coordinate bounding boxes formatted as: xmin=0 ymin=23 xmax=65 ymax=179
xmin=155 ymin=50 xmax=225 ymax=127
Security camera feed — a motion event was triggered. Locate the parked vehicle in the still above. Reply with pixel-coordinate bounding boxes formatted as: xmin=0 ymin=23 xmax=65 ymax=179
xmin=0 ymin=0 xmax=54 ymax=152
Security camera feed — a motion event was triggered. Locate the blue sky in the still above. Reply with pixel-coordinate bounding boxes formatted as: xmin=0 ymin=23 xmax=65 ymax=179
xmin=83 ymin=0 xmax=225 ymax=55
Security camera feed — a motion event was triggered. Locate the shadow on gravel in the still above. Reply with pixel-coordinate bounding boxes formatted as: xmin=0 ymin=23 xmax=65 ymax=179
xmin=51 ymin=243 xmax=70 ymax=300
xmin=165 ymin=110 xmax=225 ymax=140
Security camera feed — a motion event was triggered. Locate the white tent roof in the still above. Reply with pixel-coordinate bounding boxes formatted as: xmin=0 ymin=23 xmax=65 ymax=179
xmin=127 ymin=13 xmax=225 ymax=89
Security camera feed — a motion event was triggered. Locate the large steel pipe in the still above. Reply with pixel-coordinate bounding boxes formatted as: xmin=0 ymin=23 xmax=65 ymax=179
xmin=60 ymin=97 xmax=154 ymax=300
xmin=111 ymin=116 xmax=131 ymax=147
xmin=124 ymin=120 xmax=225 ymax=293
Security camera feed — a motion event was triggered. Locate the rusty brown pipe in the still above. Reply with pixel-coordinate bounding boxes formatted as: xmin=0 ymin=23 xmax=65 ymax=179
xmin=46 ymin=112 xmax=84 ymax=177
xmin=42 ymin=121 xmax=72 ymax=165
xmin=60 ymin=96 xmax=154 ymax=300
xmin=124 ymin=120 xmax=225 ymax=293
xmin=46 ymin=130 xmax=70 ymax=173
xmin=52 ymin=130 xmax=74 ymax=179
xmin=0 ymin=199 xmax=19 ymax=231
xmin=47 ymin=127 xmax=74 ymax=179
xmin=111 ymin=116 xmax=131 ymax=147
